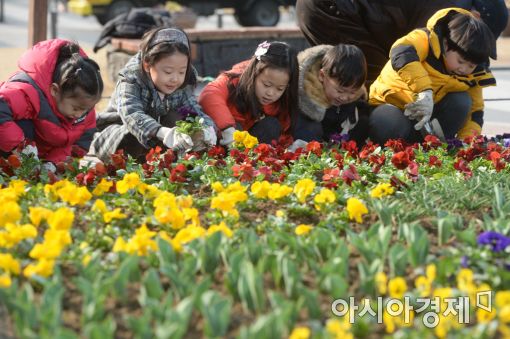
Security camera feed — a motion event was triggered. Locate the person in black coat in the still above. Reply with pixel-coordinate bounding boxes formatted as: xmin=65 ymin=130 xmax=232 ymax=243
xmin=296 ymin=0 xmax=508 ymax=84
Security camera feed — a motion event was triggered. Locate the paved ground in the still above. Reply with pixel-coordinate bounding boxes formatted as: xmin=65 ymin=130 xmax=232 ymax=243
xmin=0 ymin=0 xmax=509 ymax=135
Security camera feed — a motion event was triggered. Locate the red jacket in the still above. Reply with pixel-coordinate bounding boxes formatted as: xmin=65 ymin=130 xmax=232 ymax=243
xmin=0 ymin=39 xmax=96 ymax=162
xmin=198 ymin=61 xmax=291 ymax=134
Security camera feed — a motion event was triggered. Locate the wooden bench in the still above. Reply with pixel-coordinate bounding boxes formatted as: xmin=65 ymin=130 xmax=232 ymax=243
xmin=106 ymin=27 xmax=308 ymax=82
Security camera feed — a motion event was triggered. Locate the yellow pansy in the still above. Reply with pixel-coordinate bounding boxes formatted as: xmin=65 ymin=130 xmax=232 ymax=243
xmin=295 ymin=224 xmax=313 ymax=236
xmin=92 ymin=178 xmax=113 ymax=196
xmin=326 ymin=317 xmax=352 ymax=339
xmin=288 ymin=326 xmax=310 ymax=339
xmin=375 ymin=271 xmax=388 ymax=295
xmin=0 ymin=201 xmax=22 ymax=226
xmin=92 ymin=199 xmax=108 ymax=214
xmin=103 ymin=208 xmax=127 ymax=223
xmin=0 ymin=253 xmax=21 ymax=275
xmin=267 ymin=183 xmax=293 ymax=200
xmin=0 ymin=273 xmax=12 ymax=288
xmin=346 ymin=197 xmax=368 ymax=223
xmin=153 ymin=191 xmax=177 ymax=210
xmin=155 ymin=207 xmax=185 ymax=229
xmin=314 ymin=188 xmax=336 ymax=210
xmin=426 ymin=264 xmax=436 ymax=282
xmin=23 ymin=258 xmax=55 ymax=278
xmin=415 ymin=275 xmax=432 ymax=297
xmin=251 ymin=181 xmax=272 ymax=199
xmin=388 ymin=276 xmax=407 ymax=299
xmin=116 ymin=172 xmax=141 ymax=194
xmin=29 ymin=206 xmax=52 ymax=227
xmin=177 ymin=195 xmax=194 ymax=209
xmin=207 ymin=221 xmax=233 ymax=238
xmin=496 ymin=291 xmax=510 ymax=309
xmin=137 ymin=183 xmax=160 ymax=198
xmin=293 ymin=178 xmax=316 ymax=203
xmin=8 ymin=180 xmax=27 ymax=196
xmin=47 ymin=207 xmax=74 ymax=230
xmin=476 ymin=307 xmax=496 ymax=324
xmin=370 ymin=183 xmax=395 ymax=198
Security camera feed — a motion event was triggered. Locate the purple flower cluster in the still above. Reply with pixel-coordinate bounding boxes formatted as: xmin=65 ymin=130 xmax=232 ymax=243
xmin=329 ymin=133 xmax=349 ymax=144
xmin=477 ymin=231 xmax=510 ymax=252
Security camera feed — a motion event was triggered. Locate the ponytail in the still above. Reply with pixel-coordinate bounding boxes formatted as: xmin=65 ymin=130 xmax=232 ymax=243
xmin=52 ymin=42 xmax=104 ymax=97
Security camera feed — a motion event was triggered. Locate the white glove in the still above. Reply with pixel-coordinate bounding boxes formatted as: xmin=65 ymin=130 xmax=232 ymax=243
xmin=21 ymin=144 xmax=38 ymax=158
xmin=287 ymin=139 xmax=308 ymax=152
xmin=403 ymin=89 xmax=434 ymax=130
xmin=203 ymin=126 xmax=217 ymax=146
xmin=219 ymin=127 xmax=236 ymax=146
xmin=157 ymin=126 xmax=193 ymax=152
xmin=42 ymin=162 xmax=56 ymax=173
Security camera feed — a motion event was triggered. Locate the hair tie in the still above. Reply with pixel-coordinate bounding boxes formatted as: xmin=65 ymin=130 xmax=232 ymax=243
xmin=75 ymin=67 xmax=82 ymax=75
xmin=254 ymin=41 xmax=271 ymax=60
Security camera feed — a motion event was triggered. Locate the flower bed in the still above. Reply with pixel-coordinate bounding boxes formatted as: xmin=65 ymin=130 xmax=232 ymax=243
xmin=1 ymin=133 xmax=510 ymax=338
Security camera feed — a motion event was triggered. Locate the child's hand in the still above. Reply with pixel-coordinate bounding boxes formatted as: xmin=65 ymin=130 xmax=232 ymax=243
xmin=220 ymin=127 xmax=236 ymax=146
xmin=157 ymin=127 xmax=193 ymax=153
xmin=203 ymin=126 xmax=217 ymax=146
xmin=403 ymin=89 xmax=434 ymax=130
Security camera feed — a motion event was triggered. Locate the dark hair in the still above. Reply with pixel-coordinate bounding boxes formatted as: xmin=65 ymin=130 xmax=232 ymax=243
xmin=52 ymin=42 xmax=103 ymax=97
xmin=444 ymin=12 xmax=496 ymax=64
xmin=139 ymin=27 xmax=196 ymax=87
xmin=226 ymin=41 xmax=299 ymax=124
xmin=321 ymin=44 xmax=367 ymax=88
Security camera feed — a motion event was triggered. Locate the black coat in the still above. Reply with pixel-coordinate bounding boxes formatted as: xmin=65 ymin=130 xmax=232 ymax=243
xmin=296 ymin=0 xmax=464 ymax=83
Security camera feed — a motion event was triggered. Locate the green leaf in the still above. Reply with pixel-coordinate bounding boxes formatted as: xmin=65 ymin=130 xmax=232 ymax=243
xmin=200 ymin=291 xmax=232 ymax=338
xmin=237 ymin=261 xmax=266 ymax=313
xmin=143 ymin=268 xmax=164 ymax=300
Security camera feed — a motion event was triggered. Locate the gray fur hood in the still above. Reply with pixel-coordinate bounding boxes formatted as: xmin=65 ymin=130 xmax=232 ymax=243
xmin=298 ymin=45 xmax=333 ymax=122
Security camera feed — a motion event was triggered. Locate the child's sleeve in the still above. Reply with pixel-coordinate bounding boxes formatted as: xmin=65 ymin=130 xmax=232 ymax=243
xmin=198 ymin=75 xmax=237 ymax=130
xmin=0 ymin=83 xmax=38 ymax=152
xmin=457 ymin=86 xmax=484 ymax=139
xmin=177 ymin=86 xmax=216 ymax=128
xmin=389 ymin=30 xmax=433 ymax=93
xmin=116 ymin=81 xmax=161 ymax=147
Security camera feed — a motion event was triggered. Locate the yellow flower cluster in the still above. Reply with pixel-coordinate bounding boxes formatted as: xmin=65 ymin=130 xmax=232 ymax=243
xmin=153 ymin=192 xmax=200 ymax=230
xmin=159 ymin=221 xmax=233 ymax=253
xmin=370 ymin=183 xmax=395 ymax=198
xmin=250 ymin=181 xmax=293 ymax=200
xmin=233 ymin=130 xmax=258 ymax=149
xmin=295 ymin=224 xmax=313 ymax=236
xmin=346 ymin=197 xmax=368 ymax=223
xmin=113 ymin=223 xmax=157 ymax=256
xmin=44 ymin=180 xmax=92 ymax=206
xmin=24 ymin=207 xmax=75 ymax=278
xmin=293 ymin=178 xmax=316 ymax=203
xmin=211 ymin=181 xmax=248 ymax=217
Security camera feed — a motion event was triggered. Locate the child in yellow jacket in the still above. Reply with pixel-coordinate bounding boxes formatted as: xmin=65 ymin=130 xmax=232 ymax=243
xmin=368 ymin=8 xmax=496 ymax=144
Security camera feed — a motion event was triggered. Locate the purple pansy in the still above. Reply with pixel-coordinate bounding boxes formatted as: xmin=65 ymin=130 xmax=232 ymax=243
xmin=477 ymin=231 xmax=510 ymax=252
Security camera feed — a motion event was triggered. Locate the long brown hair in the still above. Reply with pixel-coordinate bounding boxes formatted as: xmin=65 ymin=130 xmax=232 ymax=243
xmin=226 ymin=41 xmax=298 ymax=125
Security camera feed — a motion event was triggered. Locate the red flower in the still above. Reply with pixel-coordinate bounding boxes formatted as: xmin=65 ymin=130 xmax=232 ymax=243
xmin=359 ymin=141 xmax=376 ymax=159
xmin=341 ymin=140 xmax=358 ymax=158
xmin=391 ymin=151 xmax=410 ymax=170
xmin=7 ymin=154 xmax=21 ymax=169
xmin=422 ymin=135 xmax=442 ymax=150
xmin=341 ymin=164 xmax=360 ymax=186
xmin=489 ymin=151 xmax=506 ymax=172
xmin=232 ymin=163 xmax=256 ymax=182
xmin=385 ymin=139 xmax=405 ymax=152
xmin=110 ymin=150 xmax=126 ymax=170
xmin=306 ymin=141 xmax=322 ymax=156
xmin=428 ymin=155 xmax=442 ymax=167
xmin=453 ymin=158 xmax=472 ymax=178
xmin=170 ymin=163 xmax=187 ymax=183
xmin=407 ymin=161 xmax=419 ymax=181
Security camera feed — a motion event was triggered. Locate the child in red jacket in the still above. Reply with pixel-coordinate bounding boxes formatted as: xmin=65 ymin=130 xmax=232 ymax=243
xmin=199 ymin=41 xmax=299 ymax=145
xmin=0 ymin=39 xmax=103 ymax=167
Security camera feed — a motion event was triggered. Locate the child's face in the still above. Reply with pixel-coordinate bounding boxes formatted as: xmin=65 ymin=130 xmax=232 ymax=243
xmin=443 ymin=45 xmax=477 ymax=76
xmin=50 ymin=85 xmax=99 ymax=120
xmin=144 ymin=51 xmax=188 ymax=95
xmin=319 ymin=69 xmax=362 ymax=106
xmin=254 ymin=67 xmax=289 ymax=106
